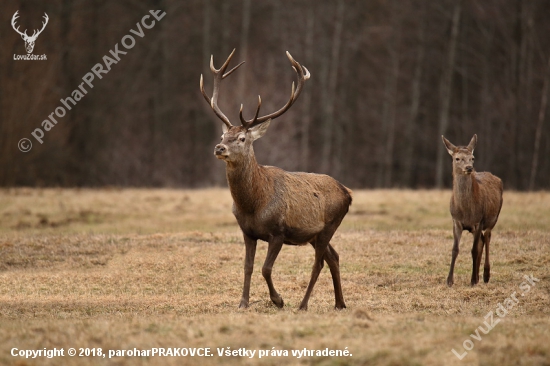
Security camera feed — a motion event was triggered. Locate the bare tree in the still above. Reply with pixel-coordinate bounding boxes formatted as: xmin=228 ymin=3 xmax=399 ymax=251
xmin=403 ymin=4 xmax=426 ymax=186
xmin=435 ymin=0 xmax=462 ymax=188
xmin=529 ymin=56 xmax=550 ymax=190
xmin=380 ymin=0 xmax=401 ymax=187
xmin=300 ymin=4 xmax=315 ymax=172
xmin=320 ymin=1 xmax=345 ymax=174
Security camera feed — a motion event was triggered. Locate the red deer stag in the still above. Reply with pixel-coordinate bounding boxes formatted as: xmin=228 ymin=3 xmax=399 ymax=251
xmin=200 ymin=49 xmax=352 ymax=310
xmin=442 ymin=135 xmax=503 ymax=287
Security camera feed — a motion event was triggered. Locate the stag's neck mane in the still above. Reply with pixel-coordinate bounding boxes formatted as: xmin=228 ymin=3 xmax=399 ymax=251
xmin=225 ymin=149 xmax=270 ymax=213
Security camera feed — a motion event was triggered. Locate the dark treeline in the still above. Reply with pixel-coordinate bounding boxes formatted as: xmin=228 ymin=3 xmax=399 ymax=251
xmin=1 ymin=0 xmax=550 ymax=189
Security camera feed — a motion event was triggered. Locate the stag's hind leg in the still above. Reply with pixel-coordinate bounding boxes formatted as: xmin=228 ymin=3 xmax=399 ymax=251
xmin=299 ymin=237 xmax=328 ymax=311
xmin=324 ymin=244 xmax=346 ymax=310
xmin=262 ymin=236 xmax=284 ymax=308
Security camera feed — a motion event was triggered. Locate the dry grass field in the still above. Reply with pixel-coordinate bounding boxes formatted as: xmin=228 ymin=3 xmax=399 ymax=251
xmin=0 ymin=188 xmax=549 ymax=365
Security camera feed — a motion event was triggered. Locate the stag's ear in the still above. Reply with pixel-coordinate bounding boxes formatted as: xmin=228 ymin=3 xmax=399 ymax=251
xmin=222 ymin=123 xmax=229 ymax=134
xmin=249 ymin=119 xmax=271 ymax=141
xmin=442 ymin=136 xmax=457 ymax=156
xmin=467 ymin=134 xmax=477 ymax=153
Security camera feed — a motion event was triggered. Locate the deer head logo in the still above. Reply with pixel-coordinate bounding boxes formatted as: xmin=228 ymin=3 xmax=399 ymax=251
xmin=11 ymin=11 xmax=49 ymax=54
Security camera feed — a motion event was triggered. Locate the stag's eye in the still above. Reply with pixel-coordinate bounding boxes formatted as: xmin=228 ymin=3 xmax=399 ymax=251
xmin=455 ymin=158 xmax=460 ymax=161
xmin=239 ymin=137 xmax=245 ymax=142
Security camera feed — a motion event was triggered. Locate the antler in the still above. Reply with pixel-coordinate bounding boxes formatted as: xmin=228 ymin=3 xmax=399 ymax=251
xmin=30 ymin=13 xmax=49 ymax=40
xmin=239 ymin=51 xmax=310 ymax=129
xmin=200 ymin=48 xmax=245 ymax=128
xmin=11 ymin=11 xmax=27 ymax=38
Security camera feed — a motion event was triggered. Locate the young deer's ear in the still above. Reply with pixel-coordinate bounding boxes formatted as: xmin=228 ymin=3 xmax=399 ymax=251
xmin=249 ymin=119 xmax=271 ymax=141
xmin=442 ymin=136 xmax=457 ymax=156
xmin=467 ymin=134 xmax=477 ymax=153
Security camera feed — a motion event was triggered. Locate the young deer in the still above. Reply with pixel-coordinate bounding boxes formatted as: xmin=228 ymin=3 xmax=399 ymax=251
xmin=442 ymin=135 xmax=503 ymax=287
xmin=200 ymin=49 xmax=352 ymax=310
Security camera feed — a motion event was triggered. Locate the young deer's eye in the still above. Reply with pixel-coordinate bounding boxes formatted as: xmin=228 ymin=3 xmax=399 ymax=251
xmin=240 ymin=137 xmax=245 ymax=142
xmin=455 ymin=158 xmax=460 ymax=161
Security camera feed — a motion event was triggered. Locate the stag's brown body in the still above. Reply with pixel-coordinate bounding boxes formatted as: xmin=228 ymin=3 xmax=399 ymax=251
xmin=201 ymin=49 xmax=351 ymax=310
xmin=443 ymin=135 xmax=503 ymax=286
xmin=228 ymin=163 xmax=351 ymax=245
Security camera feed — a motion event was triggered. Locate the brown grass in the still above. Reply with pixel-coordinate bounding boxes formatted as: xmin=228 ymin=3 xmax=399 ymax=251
xmin=0 ymin=188 xmax=549 ymax=365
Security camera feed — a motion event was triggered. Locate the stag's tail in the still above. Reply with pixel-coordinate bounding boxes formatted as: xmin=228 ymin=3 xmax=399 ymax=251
xmin=338 ymin=183 xmax=353 ymax=206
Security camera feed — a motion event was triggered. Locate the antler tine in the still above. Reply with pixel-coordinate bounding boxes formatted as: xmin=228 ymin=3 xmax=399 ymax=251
xmin=241 ymin=52 xmax=308 ymax=128
xmin=286 ymin=51 xmax=310 ymax=105
xmin=240 ymin=96 xmax=262 ymax=128
xmin=199 ymin=74 xmax=210 ymax=104
xmin=223 ymin=61 xmax=245 ymax=79
xmin=201 ymin=49 xmax=244 ymax=128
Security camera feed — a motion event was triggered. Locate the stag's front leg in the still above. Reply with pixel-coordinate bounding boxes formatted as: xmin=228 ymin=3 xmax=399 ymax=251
xmin=447 ymin=220 xmax=463 ymax=287
xmin=262 ymin=236 xmax=284 ymax=308
xmin=239 ymin=234 xmax=257 ymax=309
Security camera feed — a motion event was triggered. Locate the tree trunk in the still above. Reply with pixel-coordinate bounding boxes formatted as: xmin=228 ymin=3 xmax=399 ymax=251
xmin=221 ymin=1 xmax=230 ymax=59
xmin=529 ymin=56 xmax=550 ymax=190
xmin=237 ymin=0 xmax=251 ymax=101
xmin=381 ymin=0 xmax=401 ymax=187
xmin=403 ymin=7 xmax=425 ymax=187
xmin=202 ymin=0 xmax=211 ymax=78
xmin=435 ymin=0 xmax=461 ymax=188
xmin=320 ymin=1 xmax=345 ymax=174
xmin=300 ymin=5 xmax=315 ymax=172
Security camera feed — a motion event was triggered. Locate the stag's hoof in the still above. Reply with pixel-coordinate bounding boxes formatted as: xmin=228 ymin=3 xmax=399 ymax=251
xmin=271 ymin=295 xmax=284 ymax=308
xmin=447 ymin=276 xmax=454 ymax=287
xmin=238 ymin=299 xmax=249 ymax=309
xmin=334 ymin=303 xmax=347 ymax=310
xmin=298 ymin=305 xmax=308 ymax=311
xmin=483 ymin=268 xmax=490 ymax=283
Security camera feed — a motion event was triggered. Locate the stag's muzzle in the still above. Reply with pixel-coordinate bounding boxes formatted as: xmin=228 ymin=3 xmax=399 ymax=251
xmin=214 ymin=144 xmax=228 ymax=159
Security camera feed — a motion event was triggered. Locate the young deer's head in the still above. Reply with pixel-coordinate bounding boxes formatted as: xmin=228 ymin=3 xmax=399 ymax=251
xmin=200 ymin=49 xmax=310 ymax=165
xmin=442 ymin=134 xmax=477 ymax=175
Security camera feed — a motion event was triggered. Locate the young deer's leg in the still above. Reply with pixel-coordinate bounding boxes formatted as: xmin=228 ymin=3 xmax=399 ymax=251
xmin=324 ymin=244 xmax=346 ymax=310
xmin=475 ymin=232 xmax=486 ymax=284
xmin=262 ymin=236 xmax=284 ymax=308
xmin=239 ymin=234 xmax=257 ymax=308
xmin=447 ymin=220 xmax=463 ymax=287
xmin=483 ymin=230 xmax=492 ymax=283
xmin=470 ymin=225 xmax=483 ymax=286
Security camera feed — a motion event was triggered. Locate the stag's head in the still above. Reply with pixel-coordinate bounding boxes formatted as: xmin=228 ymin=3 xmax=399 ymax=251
xmin=442 ymin=134 xmax=477 ymax=175
xmin=200 ymin=49 xmax=310 ymax=164
xmin=12 ymin=11 xmax=49 ymax=54
xmin=214 ymin=122 xmax=271 ymax=163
